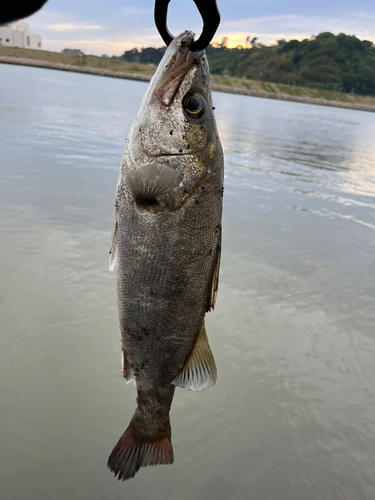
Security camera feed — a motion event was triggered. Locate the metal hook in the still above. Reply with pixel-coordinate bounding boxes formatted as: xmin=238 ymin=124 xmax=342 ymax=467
xmin=0 ymin=0 xmax=48 ymax=24
xmin=154 ymin=0 xmax=221 ymax=52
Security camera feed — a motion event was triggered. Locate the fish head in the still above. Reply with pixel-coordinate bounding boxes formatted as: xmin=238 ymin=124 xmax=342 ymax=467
xmin=126 ymin=31 xmax=221 ymax=205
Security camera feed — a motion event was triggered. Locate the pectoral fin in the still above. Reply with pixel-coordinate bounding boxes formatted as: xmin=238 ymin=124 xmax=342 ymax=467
xmin=126 ymin=162 xmax=176 ymax=200
xmin=121 ymin=346 xmax=135 ymax=386
xmin=172 ymin=319 xmax=217 ymax=392
xmin=207 ymin=237 xmax=221 ymax=312
xmin=109 ymin=208 xmax=118 ymax=272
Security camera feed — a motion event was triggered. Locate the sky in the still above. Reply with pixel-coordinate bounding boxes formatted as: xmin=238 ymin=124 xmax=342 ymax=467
xmin=24 ymin=0 xmax=375 ymax=56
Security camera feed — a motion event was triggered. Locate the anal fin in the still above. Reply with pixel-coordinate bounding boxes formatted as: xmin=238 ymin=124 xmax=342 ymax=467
xmin=172 ymin=319 xmax=217 ymax=392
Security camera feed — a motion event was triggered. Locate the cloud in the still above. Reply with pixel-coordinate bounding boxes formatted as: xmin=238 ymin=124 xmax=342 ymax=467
xmin=42 ymin=38 xmax=127 ymax=55
xmin=214 ymin=13 xmax=375 ymax=46
xmin=28 ymin=9 xmax=76 ymax=27
xmin=29 ymin=9 xmax=375 ymax=56
xmin=46 ymin=23 xmax=103 ymax=32
xmin=28 ymin=8 xmax=162 ymax=54
xmin=41 ymin=29 xmax=163 ymax=56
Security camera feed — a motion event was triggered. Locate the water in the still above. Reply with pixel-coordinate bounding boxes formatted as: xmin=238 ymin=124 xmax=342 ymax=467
xmin=1 ymin=63 xmax=375 ymax=500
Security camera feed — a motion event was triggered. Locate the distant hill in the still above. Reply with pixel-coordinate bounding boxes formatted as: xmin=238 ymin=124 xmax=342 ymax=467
xmin=121 ymin=33 xmax=375 ymax=96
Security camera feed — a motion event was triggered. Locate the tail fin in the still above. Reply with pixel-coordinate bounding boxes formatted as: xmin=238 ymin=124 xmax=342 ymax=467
xmin=107 ymin=416 xmax=174 ymax=480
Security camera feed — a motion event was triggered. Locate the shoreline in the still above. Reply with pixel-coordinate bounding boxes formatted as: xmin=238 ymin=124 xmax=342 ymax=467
xmin=2 ymin=56 xmax=375 ymax=113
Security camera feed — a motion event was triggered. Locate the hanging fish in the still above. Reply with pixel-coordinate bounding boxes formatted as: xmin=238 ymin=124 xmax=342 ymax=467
xmin=108 ymin=30 xmax=224 ymax=480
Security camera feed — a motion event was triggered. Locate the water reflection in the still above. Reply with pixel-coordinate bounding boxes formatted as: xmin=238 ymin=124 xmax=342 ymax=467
xmin=217 ymin=92 xmax=375 ymax=177
xmin=216 ymin=92 xmax=375 ymax=232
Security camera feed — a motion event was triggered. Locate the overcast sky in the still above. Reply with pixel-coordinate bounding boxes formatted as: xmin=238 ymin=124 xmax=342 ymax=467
xmin=25 ymin=0 xmax=375 ymax=56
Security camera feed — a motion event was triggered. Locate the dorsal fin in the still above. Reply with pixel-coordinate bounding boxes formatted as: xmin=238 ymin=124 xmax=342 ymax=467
xmin=172 ymin=319 xmax=217 ymax=392
xmin=126 ymin=162 xmax=176 ymax=200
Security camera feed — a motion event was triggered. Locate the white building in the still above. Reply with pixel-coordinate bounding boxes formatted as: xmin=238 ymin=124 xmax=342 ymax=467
xmin=0 ymin=22 xmax=41 ymax=50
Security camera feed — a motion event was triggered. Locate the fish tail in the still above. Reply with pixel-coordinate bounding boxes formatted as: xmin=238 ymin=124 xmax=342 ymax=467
xmin=107 ymin=415 xmax=173 ymax=480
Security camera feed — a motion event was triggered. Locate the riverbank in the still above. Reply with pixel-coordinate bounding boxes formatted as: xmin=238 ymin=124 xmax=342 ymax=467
xmin=2 ymin=47 xmax=375 ymax=113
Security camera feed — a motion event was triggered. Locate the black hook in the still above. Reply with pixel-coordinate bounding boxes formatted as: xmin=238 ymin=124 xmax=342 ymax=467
xmin=154 ymin=0 xmax=221 ymax=52
xmin=0 ymin=0 xmax=48 ymax=24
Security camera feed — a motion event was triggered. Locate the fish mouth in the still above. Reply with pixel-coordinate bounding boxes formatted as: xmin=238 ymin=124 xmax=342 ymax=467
xmin=154 ymin=31 xmax=203 ymax=107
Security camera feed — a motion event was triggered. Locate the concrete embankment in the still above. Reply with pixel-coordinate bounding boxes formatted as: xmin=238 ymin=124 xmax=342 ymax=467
xmin=2 ymin=56 xmax=375 ymax=113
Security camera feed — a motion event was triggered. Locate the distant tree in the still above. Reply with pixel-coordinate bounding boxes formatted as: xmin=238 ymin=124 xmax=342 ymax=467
xmin=250 ymin=37 xmax=258 ymax=48
xmin=123 ymin=32 xmax=375 ymax=97
xmin=219 ymin=37 xmax=228 ymax=48
xmin=121 ymin=46 xmax=166 ymax=65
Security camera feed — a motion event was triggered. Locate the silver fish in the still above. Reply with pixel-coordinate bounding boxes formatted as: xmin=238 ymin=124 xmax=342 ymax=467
xmin=108 ymin=30 xmax=224 ymax=480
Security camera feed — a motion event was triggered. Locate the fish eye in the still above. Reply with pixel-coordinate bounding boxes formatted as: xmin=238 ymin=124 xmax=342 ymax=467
xmin=183 ymin=93 xmax=206 ymax=119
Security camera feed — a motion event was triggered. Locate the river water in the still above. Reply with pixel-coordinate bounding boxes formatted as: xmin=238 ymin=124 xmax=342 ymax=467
xmin=1 ymin=63 xmax=375 ymax=500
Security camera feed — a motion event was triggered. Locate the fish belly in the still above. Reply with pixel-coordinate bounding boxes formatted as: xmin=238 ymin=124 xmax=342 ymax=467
xmin=116 ymin=185 xmax=221 ymax=386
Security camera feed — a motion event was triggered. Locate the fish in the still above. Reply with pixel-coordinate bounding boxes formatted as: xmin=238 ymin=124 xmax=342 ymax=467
xmin=107 ymin=30 xmax=224 ymax=481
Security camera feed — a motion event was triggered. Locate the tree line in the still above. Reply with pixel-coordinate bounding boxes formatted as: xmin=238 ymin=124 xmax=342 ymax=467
xmin=120 ymin=32 xmax=375 ymax=96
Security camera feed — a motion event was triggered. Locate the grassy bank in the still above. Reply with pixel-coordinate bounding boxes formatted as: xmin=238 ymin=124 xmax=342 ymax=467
xmin=0 ymin=46 xmax=155 ymax=77
xmin=2 ymin=46 xmax=375 ymax=111
xmin=210 ymin=75 xmax=375 ymax=108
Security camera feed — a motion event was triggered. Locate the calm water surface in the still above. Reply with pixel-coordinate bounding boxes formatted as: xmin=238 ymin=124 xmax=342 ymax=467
xmin=1 ymin=64 xmax=375 ymax=500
